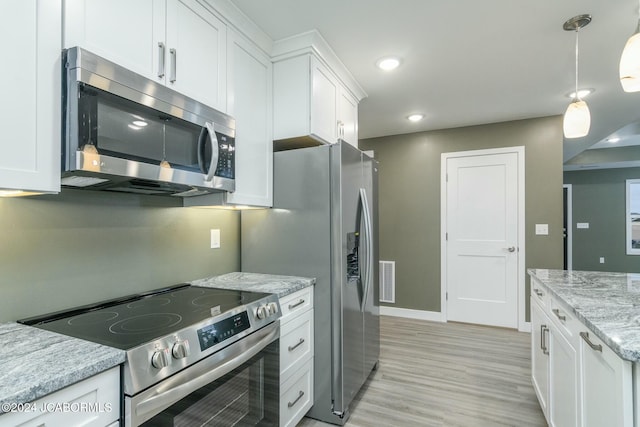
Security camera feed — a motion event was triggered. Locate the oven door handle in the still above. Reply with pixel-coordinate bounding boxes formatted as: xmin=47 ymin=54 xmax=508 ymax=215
xmin=133 ymin=322 xmax=279 ymax=424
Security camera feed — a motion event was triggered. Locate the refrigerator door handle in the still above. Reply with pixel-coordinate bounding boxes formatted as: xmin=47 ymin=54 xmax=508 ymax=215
xmin=359 ymin=188 xmax=373 ymax=313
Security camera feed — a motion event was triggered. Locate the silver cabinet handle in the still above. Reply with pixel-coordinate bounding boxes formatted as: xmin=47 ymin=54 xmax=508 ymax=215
xmin=158 ymin=42 xmax=166 ymax=78
xmin=552 ymin=308 xmax=566 ymax=321
xmin=540 ymin=325 xmax=549 ymax=355
xmin=169 ymin=48 xmax=177 ymax=83
xmin=288 ymin=299 xmax=305 ymax=310
xmin=580 ymin=332 xmax=603 ymax=352
xmin=288 ymin=390 xmax=305 ymax=408
xmin=288 ymin=338 xmax=305 ymax=352
xmin=534 ymin=289 xmax=544 ymax=297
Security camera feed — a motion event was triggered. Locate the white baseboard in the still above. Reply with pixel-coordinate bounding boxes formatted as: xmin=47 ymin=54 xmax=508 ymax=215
xmin=380 ymin=306 xmax=445 ymax=322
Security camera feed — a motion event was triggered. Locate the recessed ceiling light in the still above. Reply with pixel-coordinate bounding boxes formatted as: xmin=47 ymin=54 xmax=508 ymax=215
xmin=407 ymin=114 xmax=425 ymax=122
xmin=566 ymin=88 xmax=594 ymax=99
xmin=132 ymin=120 xmax=148 ymax=127
xmin=128 ymin=124 xmax=142 ymax=130
xmin=607 ymin=137 xmax=620 ymax=143
xmin=376 ymin=57 xmax=400 ymax=71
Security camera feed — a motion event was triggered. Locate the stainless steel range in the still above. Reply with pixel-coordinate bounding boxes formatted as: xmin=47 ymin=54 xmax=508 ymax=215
xmin=19 ymin=284 xmax=281 ymax=426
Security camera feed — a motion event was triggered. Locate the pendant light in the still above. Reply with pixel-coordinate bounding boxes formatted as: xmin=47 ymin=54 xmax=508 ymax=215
xmin=620 ymin=0 xmax=640 ymax=92
xmin=563 ymin=14 xmax=592 ymax=139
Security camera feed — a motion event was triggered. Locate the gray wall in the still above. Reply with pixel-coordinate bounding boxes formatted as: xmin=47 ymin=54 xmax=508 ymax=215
xmin=360 ymin=116 xmax=565 ymax=320
xmin=0 ymin=190 xmax=239 ymax=322
xmin=564 ymin=167 xmax=640 ymax=273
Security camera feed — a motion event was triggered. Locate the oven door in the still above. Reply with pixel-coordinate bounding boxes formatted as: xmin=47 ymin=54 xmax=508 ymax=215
xmin=126 ymin=322 xmax=279 ymax=427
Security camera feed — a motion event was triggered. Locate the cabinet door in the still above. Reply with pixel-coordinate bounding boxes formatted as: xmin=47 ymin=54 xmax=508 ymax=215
xmin=338 ymin=87 xmax=358 ymax=147
xmin=64 ymin=0 xmax=166 ymax=82
xmin=530 ymin=300 xmax=550 ymax=419
xmin=581 ymin=331 xmax=633 ymax=427
xmin=225 ymin=29 xmax=272 ymax=207
xmin=166 ymin=0 xmax=226 ymax=111
xmin=549 ymin=326 xmax=580 ymax=427
xmin=0 ymin=0 xmax=61 ymax=193
xmin=310 ymin=57 xmax=338 ymax=144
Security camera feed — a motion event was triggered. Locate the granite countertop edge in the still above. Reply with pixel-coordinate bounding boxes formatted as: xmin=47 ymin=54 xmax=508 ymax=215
xmin=0 ymin=322 xmax=125 ymax=412
xmin=528 ymin=268 xmax=640 ymax=362
xmin=190 ymin=271 xmax=316 ymax=297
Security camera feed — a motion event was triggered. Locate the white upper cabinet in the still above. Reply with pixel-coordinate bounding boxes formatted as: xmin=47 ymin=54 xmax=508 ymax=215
xmin=224 ymin=28 xmax=272 ymax=207
xmin=64 ymin=0 xmax=226 ymax=111
xmin=0 ymin=0 xmax=61 ymax=194
xmin=272 ymin=30 xmax=366 ymax=150
xmin=309 ymin=57 xmax=339 ymax=144
xmin=338 ymin=86 xmax=359 ymax=146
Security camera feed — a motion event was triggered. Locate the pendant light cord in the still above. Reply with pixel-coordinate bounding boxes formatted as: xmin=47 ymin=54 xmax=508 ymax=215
xmin=575 ymin=26 xmax=580 ymax=100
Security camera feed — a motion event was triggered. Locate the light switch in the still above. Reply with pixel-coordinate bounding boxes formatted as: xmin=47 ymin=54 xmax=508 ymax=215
xmin=599 ymin=257 xmax=605 ymax=264
xmin=577 ymin=223 xmax=589 ymax=229
xmin=535 ymin=224 xmax=549 ymax=235
xmin=210 ymin=229 xmax=220 ymax=249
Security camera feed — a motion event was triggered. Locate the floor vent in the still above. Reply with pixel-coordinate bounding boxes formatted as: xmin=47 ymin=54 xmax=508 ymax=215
xmin=379 ymin=260 xmax=395 ymax=303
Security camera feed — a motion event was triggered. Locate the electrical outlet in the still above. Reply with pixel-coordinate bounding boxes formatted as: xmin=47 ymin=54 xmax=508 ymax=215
xmin=577 ymin=223 xmax=589 ymax=229
xmin=210 ymin=229 xmax=220 ymax=249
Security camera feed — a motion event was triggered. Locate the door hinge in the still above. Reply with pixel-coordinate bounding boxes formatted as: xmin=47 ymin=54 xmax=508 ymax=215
xmin=445 ymin=232 xmax=448 ymax=241
xmin=446 ymin=173 xmax=448 ymax=182
xmin=446 ymin=292 xmax=448 ymax=301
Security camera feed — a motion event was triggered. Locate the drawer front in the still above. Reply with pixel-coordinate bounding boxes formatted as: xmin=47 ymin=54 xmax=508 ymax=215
xmin=280 ymin=287 xmax=313 ymax=322
xmin=280 ymin=359 xmax=314 ymax=427
xmin=549 ymin=298 xmax=580 ymax=344
xmin=531 ymin=279 xmax=550 ymax=309
xmin=0 ymin=366 xmax=120 ymax=426
xmin=280 ymin=309 xmax=313 ymax=379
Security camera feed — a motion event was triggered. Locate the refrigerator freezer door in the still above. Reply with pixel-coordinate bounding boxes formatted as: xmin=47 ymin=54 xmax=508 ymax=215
xmin=331 ymin=142 xmax=366 ymax=417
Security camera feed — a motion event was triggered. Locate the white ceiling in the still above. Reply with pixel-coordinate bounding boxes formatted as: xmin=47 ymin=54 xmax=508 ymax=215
xmin=231 ymin=0 xmax=640 ymax=163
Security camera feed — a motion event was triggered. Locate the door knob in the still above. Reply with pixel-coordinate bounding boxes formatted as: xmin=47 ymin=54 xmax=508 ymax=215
xmin=506 ymin=246 xmax=516 ymax=252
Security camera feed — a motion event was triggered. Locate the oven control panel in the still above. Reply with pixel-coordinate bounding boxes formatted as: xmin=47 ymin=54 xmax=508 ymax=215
xmin=197 ymin=311 xmax=250 ymax=351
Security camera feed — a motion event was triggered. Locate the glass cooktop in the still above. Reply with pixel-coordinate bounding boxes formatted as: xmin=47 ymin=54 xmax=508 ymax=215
xmin=20 ymin=285 xmax=269 ymax=350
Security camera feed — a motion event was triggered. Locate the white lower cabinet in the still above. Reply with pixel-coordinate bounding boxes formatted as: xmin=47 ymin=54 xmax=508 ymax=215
xmin=0 ymin=366 xmax=120 ymax=427
xmin=531 ymin=300 xmax=550 ymax=417
xmin=580 ymin=330 xmax=633 ymax=427
xmin=530 ymin=280 xmax=633 ymax=427
xmin=278 ymin=287 xmax=314 ymax=427
xmin=548 ymin=323 xmax=579 ymax=427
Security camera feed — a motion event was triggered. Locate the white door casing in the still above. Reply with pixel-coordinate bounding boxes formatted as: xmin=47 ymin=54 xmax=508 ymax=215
xmin=441 ymin=147 xmax=525 ymax=330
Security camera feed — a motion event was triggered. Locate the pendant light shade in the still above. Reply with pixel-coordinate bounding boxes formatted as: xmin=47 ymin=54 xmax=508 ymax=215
xmin=563 ymin=100 xmax=591 ymax=138
xmin=563 ymin=14 xmax=592 ymax=139
xmin=620 ymin=21 xmax=640 ymax=92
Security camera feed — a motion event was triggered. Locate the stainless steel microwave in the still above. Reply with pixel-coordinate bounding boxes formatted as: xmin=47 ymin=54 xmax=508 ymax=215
xmin=62 ymin=47 xmax=235 ymax=197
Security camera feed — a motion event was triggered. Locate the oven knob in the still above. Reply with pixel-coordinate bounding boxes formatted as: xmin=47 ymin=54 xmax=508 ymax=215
xmin=151 ymin=348 xmax=171 ymax=369
xmin=172 ymin=340 xmax=191 ymax=359
xmin=267 ymin=302 xmax=279 ymax=316
xmin=256 ymin=305 xmax=268 ymax=320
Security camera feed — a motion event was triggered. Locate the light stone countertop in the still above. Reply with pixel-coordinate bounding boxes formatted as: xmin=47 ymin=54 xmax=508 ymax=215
xmin=191 ymin=272 xmax=315 ymax=297
xmin=528 ymin=268 xmax=640 ymax=362
xmin=0 ymin=322 xmax=125 ymax=413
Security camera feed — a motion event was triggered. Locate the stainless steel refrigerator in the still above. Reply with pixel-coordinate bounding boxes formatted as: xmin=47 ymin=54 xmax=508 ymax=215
xmin=241 ymin=141 xmax=379 ymax=425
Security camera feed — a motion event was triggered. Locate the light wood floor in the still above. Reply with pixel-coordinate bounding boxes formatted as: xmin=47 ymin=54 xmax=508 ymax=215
xmin=298 ymin=316 xmax=546 ymax=427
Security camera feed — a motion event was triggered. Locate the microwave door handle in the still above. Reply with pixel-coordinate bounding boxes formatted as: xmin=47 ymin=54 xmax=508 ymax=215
xmin=197 ymin=122 xmax=219 ymax=182
xmin=205 ymin=122 xmax=219 ymax=182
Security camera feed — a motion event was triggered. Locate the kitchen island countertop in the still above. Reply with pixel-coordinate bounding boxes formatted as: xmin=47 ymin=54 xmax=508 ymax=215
xmin=528 ymin=268 xmax=640 ymax=362
xmin=0 ymin=322 xmax=125 ymax=412
xmin=191 ymin=272 xmax=315 ymax=297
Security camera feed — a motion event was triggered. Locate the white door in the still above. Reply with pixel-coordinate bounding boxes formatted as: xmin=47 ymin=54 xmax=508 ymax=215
xmin=310 ymin=57 xmax=338 ymax=144
xmin=338 ymin=87 xmax=358 ymax=147
xmin=444 ymin=149 xmax=521 ymax=328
